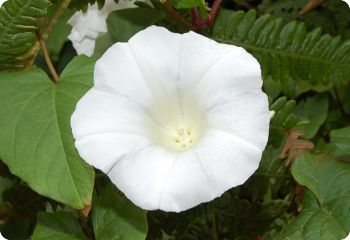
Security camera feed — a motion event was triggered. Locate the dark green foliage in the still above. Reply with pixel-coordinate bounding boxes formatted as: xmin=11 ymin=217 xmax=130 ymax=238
xmin=212 ymin=9 xmax=350 ymax=92
xmin=0 ymin=0 xmax=51 ymax=70
xmin=275 ymin=154 xmax=350 ymax=239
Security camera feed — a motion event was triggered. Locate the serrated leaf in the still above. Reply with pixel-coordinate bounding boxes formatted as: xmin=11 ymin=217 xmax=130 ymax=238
xmin=0 ymin=0 xmax=51 ymax=70
xmin=274 ymin=153 xmax=350 ymax=239
xmin=0 ymin=56 xmax=95 ymax=209
xmin=31 ymin=212 xmax=86 ymax=240
xmin=107 ymin=8 xmax=165 ymax=42
xmin=92 ymin=183 xmax=148 ymax=240
xmin=212 ymin=10 xmax=350 ymax=94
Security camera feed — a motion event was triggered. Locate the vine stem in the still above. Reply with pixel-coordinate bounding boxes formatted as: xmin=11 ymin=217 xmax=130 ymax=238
xmin=207 ymin=0 xmax=223 ymax=26
xmin=164 ymin=0 xmax=223 ymax=30
xmin=163 ymin=0 xmax=193 ymax=29
xmin=36 ymin=31 xmax=59 ymax=83
xmin=23 ymin=0 xmax=71 ymax=69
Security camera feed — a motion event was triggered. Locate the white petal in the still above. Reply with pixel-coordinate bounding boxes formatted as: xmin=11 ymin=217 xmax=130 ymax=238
xmin=0 ymin=0 xmax=7 ymax=7
xmin=75 ymin=133 xmax=150 ymax=172
xmin=71 ymin=88 xmax=152 ymax=140
xmin=127 ymin=26 xmax=183 ymax=99
xmin=102 ymin=0 xmax=138 ymax=14
xmin=70 ymin=37 xmax=96 ymax=57
xmin=195 ymin=46 xmax=263 ymax=106
xmin=71 ymin=89 xmax=153 ymax=171
xmin=178 ymin=31 xmax=235 ymax=87
xmin=159 ymin=150 xmax=218 ymax=212
xmin=192 ymin=129 xmax=262 ymax=194
xmin=107 ymin=145 xmax=177 ymax=210
xmin=205 ymin=91 xmax=270 ymax=150
xmin=94 ymin=42 xmax=152 ymax=105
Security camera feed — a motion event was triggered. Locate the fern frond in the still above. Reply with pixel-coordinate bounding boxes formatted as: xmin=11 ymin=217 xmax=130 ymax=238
xmin=270 ymin=96 xmax=298 ymax=130
xmin=212 ymin=9 xmax=350 ymax=86
xmin=0 ymin=0 xmax=51 ymax=70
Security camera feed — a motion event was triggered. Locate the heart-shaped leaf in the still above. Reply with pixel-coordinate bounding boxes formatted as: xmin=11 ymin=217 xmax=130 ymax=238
xmin=274 ymin=153 xmax=350 ymax=239
xmin=0 ymin=56 xmax=95 ymax=209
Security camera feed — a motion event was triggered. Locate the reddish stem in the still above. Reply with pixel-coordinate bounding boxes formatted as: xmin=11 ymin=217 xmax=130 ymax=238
xmin=191 ymin=8 xmax=200 ymax=25
xmin=191 ymin=0 xmax=223 ymax=29
xmin=164 ymin=0 xmax=223 ymax=30
xmin=207 ymin=0 xmax=223 ymax=26
xmin=163 ymin=0 xmax=193 ymax=29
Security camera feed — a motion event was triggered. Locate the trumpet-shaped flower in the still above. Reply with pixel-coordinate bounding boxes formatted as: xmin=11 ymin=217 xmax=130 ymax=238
xmin=345 ymin=0 xmax=350 ymax=6
xmin=0 ymin=0 xmax=6 ymax=7
xmin=68 ymin=0 xmax=140 ymax=56
xmin=71 ymin=26 xmax=270 ymax=212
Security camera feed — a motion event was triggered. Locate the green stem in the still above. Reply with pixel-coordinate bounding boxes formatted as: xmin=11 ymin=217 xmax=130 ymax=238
xmin=23 ymin=0 xmax=72 ymax=69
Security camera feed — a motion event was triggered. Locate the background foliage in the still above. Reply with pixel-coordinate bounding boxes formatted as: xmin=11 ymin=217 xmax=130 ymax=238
xmin=0 ymin=0 xmax=349 ymax=239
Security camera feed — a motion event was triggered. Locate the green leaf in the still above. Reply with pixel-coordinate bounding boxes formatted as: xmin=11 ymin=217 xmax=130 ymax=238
xmin=274 ymin=153 xmax=350 ymax=239
xmin=0 ymin=56 xmax=95 ymax=209
xmin=212 ymin=10 xmax=350 ymax=92
xmin=293 ymin=94 xmax=329 ymax=139
xmin=94 ymin=32 xmax=114 ymax=58
xmin=92 ymin=183 xmax=148 ymax=240
xmin=172 ymin=0 xmax=207 ymax=9
xmin=31 ymin=212 xmax=86 ymax=240
xmin=107 ymin=8 xmax=165 ymax=42
xmin=330 ymin=127 xmax=350 ymax=154
xmin=0 ymin=0 xmax=51 ymax=70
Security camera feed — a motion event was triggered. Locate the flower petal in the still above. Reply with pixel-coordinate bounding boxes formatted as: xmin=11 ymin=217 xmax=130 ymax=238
xmin=195 ymin=46 xmax=263 ymax=106
xmin=94 ymin=42 xmax=152 ymax=105
xmin=178 ymin=31 xmax=235 ymax=87
xmin=71 ymin=89 xmax=153 ymax=171
xmin=159 ymin=150 xmax=218 ymax=212
xmin=71 ymin=88 xmax=152 ymax=139
xmin=192 ymin=129 xmax=262 ymax=194
xmin=107 ymin=145 xmax=178 ymax=210
xmin=75 ymin=133 xmax=150 ymax=172
xmin=70 ymin=37 xmax=96 ymax=56
xmin=127 ymin=26 xmax=182 ymax=99
xmin=205 ymin=91 xmax=270 ymax=150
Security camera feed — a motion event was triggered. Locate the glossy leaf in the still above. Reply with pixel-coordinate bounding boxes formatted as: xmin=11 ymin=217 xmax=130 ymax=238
xmin=0 ymin=56 xmax=95 ymax=209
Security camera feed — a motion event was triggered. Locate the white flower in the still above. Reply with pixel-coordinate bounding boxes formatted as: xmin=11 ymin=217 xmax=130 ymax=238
xmin=68 ymin=0 xmax=140 ymax=57
xmin=344 ymin=233 xmax=350 ymax=240
xmin=0 ymin=0 xmax=7 ymax=7
xmin=0 ymin=232 xmax=6 ymax=240
xmin=71 ymin=26 xmax=270 ymax=212
xmin=344 ymin=0 xmax=350 ymax=7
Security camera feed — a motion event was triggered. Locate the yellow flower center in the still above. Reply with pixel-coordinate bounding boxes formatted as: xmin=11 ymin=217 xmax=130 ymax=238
xmin=148 ymin=94 xmax=204 ymax=152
